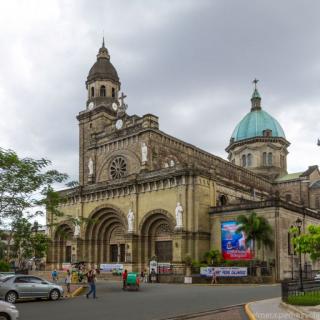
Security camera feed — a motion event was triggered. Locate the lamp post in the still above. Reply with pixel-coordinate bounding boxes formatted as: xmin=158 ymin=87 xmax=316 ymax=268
xmin=295 ymin=217 xmax=303 ymax=291
xmin=289 ymin=225 xmax=294 ymax=280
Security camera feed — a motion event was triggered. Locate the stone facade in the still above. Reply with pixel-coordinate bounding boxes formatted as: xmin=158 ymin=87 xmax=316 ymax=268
xmin=47 ymin=43 xmax=320 ymax=281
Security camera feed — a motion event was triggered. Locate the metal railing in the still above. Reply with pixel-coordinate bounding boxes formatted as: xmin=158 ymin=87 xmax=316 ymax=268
xmin=281 ymin=280 xmax=320 ymax=303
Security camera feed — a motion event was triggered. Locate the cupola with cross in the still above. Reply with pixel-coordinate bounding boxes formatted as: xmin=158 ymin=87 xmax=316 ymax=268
xmin=226 ymin=80 xmax=290 ymax=180
xmin=86 ymin=38 xmax=121 ymax=110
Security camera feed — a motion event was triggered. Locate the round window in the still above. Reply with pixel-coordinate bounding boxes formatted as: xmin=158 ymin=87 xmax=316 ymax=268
xmin=110 ymin=157 xmax=127 ymax=179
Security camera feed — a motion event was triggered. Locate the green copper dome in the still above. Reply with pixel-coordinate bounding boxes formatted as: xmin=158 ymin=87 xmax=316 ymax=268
xmin=231 ymin=85 xmax=286 ymax=142
xmin=231 ymin=110 xmax=286 ymax=142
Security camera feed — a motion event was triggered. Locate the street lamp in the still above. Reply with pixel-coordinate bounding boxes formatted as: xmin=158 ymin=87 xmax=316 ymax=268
xmin=295 ymin=217 xmax=303 ymax=291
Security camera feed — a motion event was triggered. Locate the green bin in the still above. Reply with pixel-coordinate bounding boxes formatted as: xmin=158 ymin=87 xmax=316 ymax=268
xmin=126 ymin=272 xmax=140 ymax=290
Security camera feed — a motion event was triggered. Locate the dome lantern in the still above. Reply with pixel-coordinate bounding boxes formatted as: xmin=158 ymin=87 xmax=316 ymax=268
xmin=251 ymin=79 xmax=261 ymax=111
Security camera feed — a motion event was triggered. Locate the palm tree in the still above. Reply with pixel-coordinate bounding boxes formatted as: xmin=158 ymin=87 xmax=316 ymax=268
xmin=236 ymin=211 xmax=274 ymax=260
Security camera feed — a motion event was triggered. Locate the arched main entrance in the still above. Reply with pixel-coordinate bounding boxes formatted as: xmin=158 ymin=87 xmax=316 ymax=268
xmin=54 ymin=223 xmax=74 ymax=266
xmin=84 ymin=207 xmax=127 ymax=265
xmin=140 ymin=210 xmax=175 ymax=265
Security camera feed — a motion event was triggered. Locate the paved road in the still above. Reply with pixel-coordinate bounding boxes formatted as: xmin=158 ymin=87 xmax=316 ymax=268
xmin=16 ymin=282 xmax=280 ymax=320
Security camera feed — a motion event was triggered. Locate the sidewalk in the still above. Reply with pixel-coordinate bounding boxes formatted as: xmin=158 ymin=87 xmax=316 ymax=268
xmin=246 ymin=297 xmax=320 ymax=320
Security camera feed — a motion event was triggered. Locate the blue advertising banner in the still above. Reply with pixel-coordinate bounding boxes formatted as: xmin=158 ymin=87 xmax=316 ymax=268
xmin=221 ymin=221 xmax=252 ymax=260
xmin=200 ymin=267 xmax=248 ymax=277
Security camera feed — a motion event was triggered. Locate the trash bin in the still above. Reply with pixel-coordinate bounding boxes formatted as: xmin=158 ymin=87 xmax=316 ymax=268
xmin=126 ymin=272 xmax=140 ymax=291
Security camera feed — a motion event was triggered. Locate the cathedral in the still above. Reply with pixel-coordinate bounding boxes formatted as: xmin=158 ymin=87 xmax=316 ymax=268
xmin=47 ymin=41 xmax=320 ymax=281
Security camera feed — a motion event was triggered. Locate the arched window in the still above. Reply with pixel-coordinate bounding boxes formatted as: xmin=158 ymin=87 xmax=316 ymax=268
xmin=91 ymin=87 xmax=94 ymax=98
xmin=268 ymin=152 xmax=273 ymax=166
xmin=242 ymin=155 xmax=246 ymax=167
xmin=219 ymin=195 xmax=228 ymax=206
xmin=100 ymin=85 xmax=106 ymax=97
xmin=247 ymin=153 xmax=252 ymax=167
xmin=112 ymin=87 xmax=115 ymax=98
xmin=262 ymin=152 xmax=267 ymax=166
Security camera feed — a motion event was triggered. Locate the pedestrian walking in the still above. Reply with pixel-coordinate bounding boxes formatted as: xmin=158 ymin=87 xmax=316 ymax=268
xmin=211 ymin=268 xmax=218 ymax=285
xmin=51 ymin=269 xmax=58 ymax=283
xmin=86 ymin=268 xmax=97 ymax=299
xmin=122 ymin=269 xmax=128 ymax=290
xmin=65 ymin=270 xmax=72 ymax=295
xmin=144 ymin=269 xmax=148 ymax=283
xmin=140 ymin=270 xmax=144 ymax=283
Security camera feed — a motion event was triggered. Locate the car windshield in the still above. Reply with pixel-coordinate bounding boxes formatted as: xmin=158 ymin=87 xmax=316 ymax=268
xmin=0 ymin=276 xmax=14 ymax=282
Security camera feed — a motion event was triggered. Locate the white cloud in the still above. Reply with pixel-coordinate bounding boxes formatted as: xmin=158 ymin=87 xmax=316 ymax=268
xmin=0 ymin=0 xmax=319 ymax=187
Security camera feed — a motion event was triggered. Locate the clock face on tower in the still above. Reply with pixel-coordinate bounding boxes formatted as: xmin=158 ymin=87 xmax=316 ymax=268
xmin=112 ymin=102 xmax=118 ymax=111
xmin=116 ymin=119 xmax=123 ymax=130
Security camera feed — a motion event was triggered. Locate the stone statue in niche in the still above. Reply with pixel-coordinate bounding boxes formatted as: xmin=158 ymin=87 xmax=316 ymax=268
xmin=141 ymin=142 xmax=148 ymax=163
xmin=175 ymin=202 xmax=183 ymax=229
xmin=88 ymin=157 xmax=94 ymax=176
xmin=74 ymin=216 xmax=81 ymax=238
xmin=127 ymin=209 xmax=135 ymax=233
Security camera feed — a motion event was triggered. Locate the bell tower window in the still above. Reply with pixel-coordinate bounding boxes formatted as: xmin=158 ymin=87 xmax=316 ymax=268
xmin=112 ymin=87 xmax=115 ymax=98
xmin=91 ymin=87 xmax=94 ymax=98
xmin=100 ymin=85 xmax=106 ymax=97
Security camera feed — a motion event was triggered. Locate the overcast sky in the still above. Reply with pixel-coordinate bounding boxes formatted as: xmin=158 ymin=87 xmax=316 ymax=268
xmin=0 ymin=0 xmax=320 ymax=183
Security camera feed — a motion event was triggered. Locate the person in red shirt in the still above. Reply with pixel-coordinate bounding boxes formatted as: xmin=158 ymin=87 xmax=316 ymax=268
xmin=122 ymin=269 xmax=128 ymax=290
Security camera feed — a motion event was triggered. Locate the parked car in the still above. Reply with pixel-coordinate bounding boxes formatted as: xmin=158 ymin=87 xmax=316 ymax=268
xmin=0 ymin=300 xmax=19 ymax=319
xmin=0 ymin=275 xmax=64 ymax=304
xmin=314 ymin=273 xmax=320 ymax=281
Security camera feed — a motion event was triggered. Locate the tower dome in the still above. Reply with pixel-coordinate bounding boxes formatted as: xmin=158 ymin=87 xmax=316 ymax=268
xmin=226 ymin=80 xmax=290 ymax=180
xmin=85 ymin=38 xmax=121 ymax=110
xmin=86 ymin=38 xmax=119 ymax=83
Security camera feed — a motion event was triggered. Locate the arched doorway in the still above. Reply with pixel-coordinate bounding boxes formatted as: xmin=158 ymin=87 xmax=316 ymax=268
xmin=140 ymin=211 xmax=174 ymax=265
xmin=85 ymin=207 xmax=126 ymax=265
xmin=109 ymin=226 xmax=126 ymax=263
xmin=54 ymin=223 xmax=74 ymax=266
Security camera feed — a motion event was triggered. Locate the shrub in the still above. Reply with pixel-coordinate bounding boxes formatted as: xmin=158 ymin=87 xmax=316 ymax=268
xmin=0 ymin=260 xmax=10 ymax=272
xmin=288 ymin=291 xmax=320 ymax=306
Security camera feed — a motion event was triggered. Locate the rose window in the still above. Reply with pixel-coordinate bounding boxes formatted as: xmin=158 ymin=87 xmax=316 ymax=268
xmin=110 ymin=157 xmax=127 ymax=179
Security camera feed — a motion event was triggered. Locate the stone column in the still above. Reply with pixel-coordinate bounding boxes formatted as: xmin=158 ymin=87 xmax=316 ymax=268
xmin=172 ymin=229 xmax=187 ymax=263
xmin=125 ymin=233 xmax=139 ymax=271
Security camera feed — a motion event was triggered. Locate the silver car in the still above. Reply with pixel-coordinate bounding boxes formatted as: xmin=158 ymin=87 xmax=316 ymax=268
xmin=0 ymin=300 xmax=19 ymax=319
xmin=0 ymin=275 xmax=64 ymax=304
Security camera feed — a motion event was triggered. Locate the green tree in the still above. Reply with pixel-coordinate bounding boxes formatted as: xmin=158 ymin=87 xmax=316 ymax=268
xmin=236 ymin=211 xmax=274 ymax=259
xmin=31 ymin=233 xmax=50 ymax=259
xmin=0 ymin=147 xmax=69 ymax=260
xmin=0 ymin=147 xmax=68 ymax=222
xmin=11 ymin=218 xmax=33 ymax=267
xmin=11 ymin=218 xmax=50 ymax=268
xmin=204 ymin=249 xmax=224 ymax=265
xmin=291 ymin=225 xmax=320 ymax=261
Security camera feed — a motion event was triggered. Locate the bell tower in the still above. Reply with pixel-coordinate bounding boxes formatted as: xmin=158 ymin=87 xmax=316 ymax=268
xmin=78 ymin=40 xmax=123 ymax=186
xmin=86 ymin=37 xmax=121 ymax=111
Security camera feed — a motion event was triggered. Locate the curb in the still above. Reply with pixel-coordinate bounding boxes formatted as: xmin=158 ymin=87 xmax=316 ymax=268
xmin=70 ymin=285 xmax=87 ymax=298
xmin=279 ymin=301 xmax=314 ymax=320
xmin=245 ymin=303 xmax=256 ymax=320
xmin=160 ymin=304 xmax=244 ymax=320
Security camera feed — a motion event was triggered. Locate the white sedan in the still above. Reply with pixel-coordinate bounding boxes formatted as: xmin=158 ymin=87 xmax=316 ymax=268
xmin=314 ymin=273 xmax=320 ymax=281
xmin=0 ymin=300 xmax=19 ymax=320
